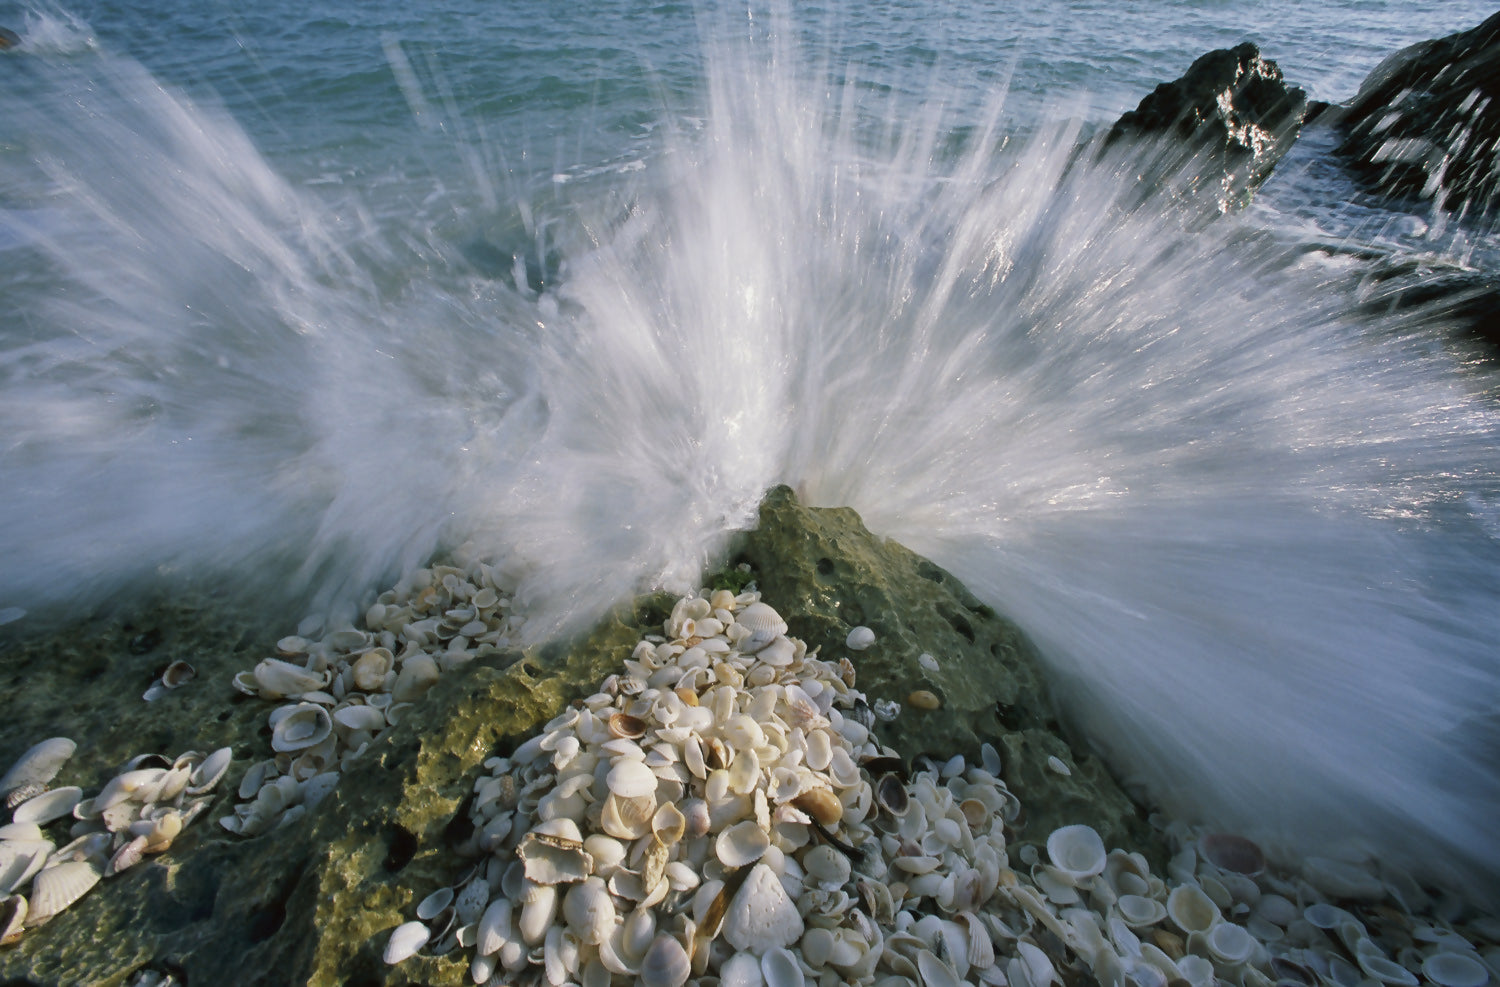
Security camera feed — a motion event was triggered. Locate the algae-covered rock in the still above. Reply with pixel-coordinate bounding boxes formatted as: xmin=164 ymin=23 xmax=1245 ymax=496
xmin=733 ymin=485 xmax=1158 ymax=860
xmin=0 ymin=487 xmax=1158 ymax=984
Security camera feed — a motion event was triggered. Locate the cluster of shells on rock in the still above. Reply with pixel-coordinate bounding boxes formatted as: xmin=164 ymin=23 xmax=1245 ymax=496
xmin=0 ymin=736 xmax=230 ymax=946
xmin=384 ymin=588 xmax=1499 ymax=987
xmin=221 ymin=557 xmax=520 ymax=837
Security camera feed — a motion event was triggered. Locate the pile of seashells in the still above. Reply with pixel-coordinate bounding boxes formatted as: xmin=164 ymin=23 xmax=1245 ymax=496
xmin=0 ymin=736 xmax=231 ymax=946
xmin=221 ymin=557 xmax=520 ymax=836
xmin=384 ymin=589 xmax=1499 ymax=987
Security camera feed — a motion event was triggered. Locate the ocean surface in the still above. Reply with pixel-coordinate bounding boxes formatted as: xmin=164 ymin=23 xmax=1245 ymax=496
xmin=2 ymin=0 xmax=1499 ymax=901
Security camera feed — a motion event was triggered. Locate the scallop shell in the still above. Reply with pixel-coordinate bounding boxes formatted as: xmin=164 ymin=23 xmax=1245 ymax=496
xmin=0 ymin=738 xmax=75 ymax=796
xmin=562 ymin=876 xmax=616 ymax=945
xmin=25 ymin=859 xmax=101 ymax=927
xmin=383 ymin=920 xmax=431 ymax=964
xmin=1046 ymin=824 xmax=1107 ymax=884
xmin=11 ymin=786 xmax=82 ymax=826
xmin=270 ymin=703 xmax=334 ymax=753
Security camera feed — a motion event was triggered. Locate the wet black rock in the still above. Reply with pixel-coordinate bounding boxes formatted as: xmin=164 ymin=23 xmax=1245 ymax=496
xmin=1335 ymin=12 xmax=1500 ymax=218
xmin=1106 ymin=42 xmax=1308 ymax=211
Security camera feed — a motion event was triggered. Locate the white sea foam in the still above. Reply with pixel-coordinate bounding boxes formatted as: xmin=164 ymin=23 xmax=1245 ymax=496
xmin=2 ymin=17 xmax=1498 ymax=900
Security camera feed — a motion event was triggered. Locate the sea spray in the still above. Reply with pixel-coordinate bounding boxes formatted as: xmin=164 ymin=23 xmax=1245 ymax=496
xmin=2 ymin=13 xmax=1499 ymax=899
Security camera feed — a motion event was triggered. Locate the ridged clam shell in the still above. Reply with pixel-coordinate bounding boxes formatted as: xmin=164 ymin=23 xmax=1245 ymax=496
xmin=0 ymin=840 xmax=52 ymax=896
xmin=0 ymin=738 xmax=75 ymax=796
xmin=606 ymin=759 xmax=658 ymax=799
xmin=25 ymin=859 xmax=101 ymax=927
xmin=383 ymin=920 xmax=431 ymax=964
xmin=562 ymin=876 xmax=616 ymax=945
xmin=0 ymin=893 xmax=24 ymax=946
xmin=11 ymin=786 xmax=82 ymax=826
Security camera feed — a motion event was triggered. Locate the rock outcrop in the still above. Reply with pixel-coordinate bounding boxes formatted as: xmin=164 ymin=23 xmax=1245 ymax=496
xmin=1335 ymin=12 xmax=1500 ymax=218
xmin=1105 ymin=42 xmax=1307 ymax=211
xmin=0 ymin=488 xmax=1154 ymax=985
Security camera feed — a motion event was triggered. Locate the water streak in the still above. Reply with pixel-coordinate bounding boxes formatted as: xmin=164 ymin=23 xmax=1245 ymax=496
xmin=2 ymin=16 xmax=1499 ymax=898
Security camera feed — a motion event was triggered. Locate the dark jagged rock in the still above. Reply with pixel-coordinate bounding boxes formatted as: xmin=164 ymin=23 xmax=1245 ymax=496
xmin=0 ymin=489 xmax=1158 ymax=985
xmin=1106 ymin=42 xmax=1307 ymax=211
xmin=1335 ymin=12 xmax=1500 ymax=218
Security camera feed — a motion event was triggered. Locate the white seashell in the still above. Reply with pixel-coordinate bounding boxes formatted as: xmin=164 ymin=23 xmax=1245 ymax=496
xmin=760 ymin=947 xmax=806 ymax=987
xmin=1166 ymin=884 xmax=1220 ymax=934
xmin=562 ymin=876 xmax=616 ymax=945
xmin=416 ymin=886 xmax=454 ymax=921
xmin=12 ymin=786 xmax=82 ymax=826
xmin=270 ymin=703 xmax=334 ymax=753
xmin=607 ymin=759 xmax=659 ymax=799
xmin=519 ymin=882 xmax=558 ymax=946
xmin=25 ymin=859 xmax=101 ymax=927
xmin=253 ymin=658 xmax=328 ymax=698
xmin=453 ymin=878 xmax=489 ymax=926
xmin=736 ymin=602 xmax=788 ymax=642
xmin=0 ymin=839 xmax=52 ymax=895
xmin=1117 ymin=893 xmax=1168 ymax=928
xmin=351 ymin=649 xmax=394 ymax=692
xmin=1422 ymin=952 xmax=1490 ymax=987
xmin=600 ymin=793 xmax=655 ymax=841
xmin=187 ymin=747 xmax=233 ymax=794
xmin=1045 ymin=824 xmax=1106 ymax=885
xmin=1358 ymin=952 xmax=1419 ymax=986
xmin=391 ymin=653 xmax=440 ymax=703
xmin=845 ymin=626 xmax=875 ymax=650
xmin=639 ymin=933 xmax=690 ymax=987
xmin=917 ymin=949 xmax=963 ymax=987
xmin=332 ymin=704 xmax=387 ymax=734
xmin=0 ymin=738 xmax=75 ymax=796
xmin=722 ymin=950 xmax=766 ymax=987
xmin=95 ymin=768 xmax=167 ymax=811
xmin=0 ymin=894 xmax=25 ymax=947
xmin=918 ymin=653 xmax=939 ymax=672
xmin=716 ymin=819 xmax=771 ymax=868
xmin=756 ymin=636 xmax=796 ymax=667
xmin=475 ymin=898 xmax=512 ymax=957
xmin=1203 ymin=920 xmax=1256 ymax=965
xmin=0 ymin=822 xmax=43 ymax=843
xmin=383 ymin=920 xmax=431 ymax=964
xmin=517 ymin=827 xmax=593 ymax=885
xmin=722 ymin=862 xmax=804 ymax=954
xmin=803 ymin=845 xmax=851 ymax=887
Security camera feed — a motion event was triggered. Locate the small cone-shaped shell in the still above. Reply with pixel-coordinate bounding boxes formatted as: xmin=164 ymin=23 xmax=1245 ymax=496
xmin=383 ymin=920 xmax=431 ymax=964
xmin=639 ymin=933 xmax=690 ymax=987
xmin=0 ymin=738 xmax=75 ymax=796
xmin=722 ymin=862 xmax=803 ymax=954
xmin=1046 ymin=824 xmax=1106 ymax=884
xmin=562 ymin=877 xmax=616 ymax=945
xmin=25 ymin=860 xmax=101 ymax=927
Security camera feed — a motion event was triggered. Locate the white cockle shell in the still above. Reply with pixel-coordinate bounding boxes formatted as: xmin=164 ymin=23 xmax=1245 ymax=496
xmin=606 ymin=759 xmax=658 ymax=799
xmin=0 ymin=738 xmax=75 ymax=796
xmin=253 ymin=658 xmax=328 ymax=698
xmin=25 ymin=859 xmax=101 ymax=927
xmin=639 ymin=933 xmax=690 ymax=987
xmin=383 ymin=920 xmax=431 ymax=964
xmin=562 ymin=876 xmax=616 ymax=945
xmin=1046 ymin=824 xmax=1107 ymax=885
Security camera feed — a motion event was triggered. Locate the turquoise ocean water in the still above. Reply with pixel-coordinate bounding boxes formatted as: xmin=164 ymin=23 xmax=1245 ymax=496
xmin=3 ymin=1 xmax=1500 ymax=898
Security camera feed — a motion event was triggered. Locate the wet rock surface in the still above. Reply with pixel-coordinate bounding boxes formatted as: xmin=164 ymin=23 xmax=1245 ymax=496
xmin=1334 ymin=11 xmax=1500 ymax=218
xmin=1105 ymin=42 xmax=1307 ymax=211
xmin=0 ymin=488 xmax=1152 ymax=985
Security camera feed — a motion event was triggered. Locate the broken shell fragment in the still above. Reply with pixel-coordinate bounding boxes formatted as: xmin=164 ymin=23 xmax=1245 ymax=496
xmin=722 ymin=862 xmax=803 ymax=954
